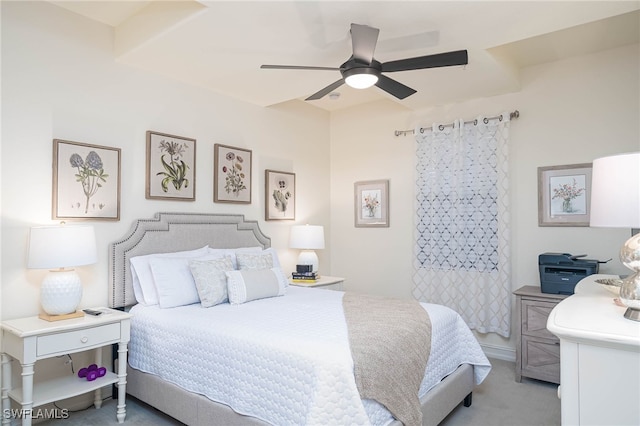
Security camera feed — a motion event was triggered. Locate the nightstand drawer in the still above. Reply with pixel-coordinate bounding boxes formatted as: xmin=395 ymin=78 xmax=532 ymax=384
xmin=521 ymin=335 xmax=560 ymax=384
xmin=37 ymin=323 xmax=120 ymax=356
xmin=521 ymin=299 xmax=558 ymax=341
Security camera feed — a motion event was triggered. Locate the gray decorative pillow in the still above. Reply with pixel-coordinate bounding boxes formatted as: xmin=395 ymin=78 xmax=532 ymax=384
xmin=226 ymin=267 xmax=288 ymax=305
xmin=236 ymin=253 xmax=274 ymax=270
xmin=189 ymin=257 xmax=234 ymax=307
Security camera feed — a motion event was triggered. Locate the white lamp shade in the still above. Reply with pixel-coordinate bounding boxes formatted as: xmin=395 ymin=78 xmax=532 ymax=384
xmin=28 ymin=225 xmax=97 ymax=269
xmin=289 ymin=225 xmax=325 ymax=250
xmin=590 ymin=152 xmax=640 ymax=228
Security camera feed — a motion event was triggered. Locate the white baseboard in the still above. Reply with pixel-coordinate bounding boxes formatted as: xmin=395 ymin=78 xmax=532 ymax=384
xmin=481 ymin=343 xmax=516 ymax=362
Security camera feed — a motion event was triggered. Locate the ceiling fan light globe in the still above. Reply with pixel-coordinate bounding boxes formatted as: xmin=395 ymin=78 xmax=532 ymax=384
xmin=345 ymin=73 xmax=378 ymax=89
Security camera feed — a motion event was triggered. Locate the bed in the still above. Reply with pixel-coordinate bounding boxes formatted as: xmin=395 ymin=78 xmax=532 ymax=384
xmin=109 ymin=212 xmax=490 ymax=426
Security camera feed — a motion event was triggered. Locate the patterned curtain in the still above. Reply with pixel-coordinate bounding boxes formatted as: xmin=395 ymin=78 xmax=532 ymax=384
xmin=413 ymin=114 xmax=511 ymax=337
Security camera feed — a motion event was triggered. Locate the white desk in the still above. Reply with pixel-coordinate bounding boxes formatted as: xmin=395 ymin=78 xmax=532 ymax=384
xmin=547 ymin=274 xmax=640 ymax=425
xmin=1 ymin=309 xmax=131 ymax=425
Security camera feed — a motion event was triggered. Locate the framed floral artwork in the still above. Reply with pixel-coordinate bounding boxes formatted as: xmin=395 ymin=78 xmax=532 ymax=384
xmin=354 ymin=180 xmax=389 ymax=227
xmin=146 ymin=131 xmax=196 ymax=201
xmin=538 ymin=163 xmax=592 ymax=226
xmin=53 ymin=139 xmax=121 ymax=221
xmin=265 ymin=170 xmax=295 ymax=220
xmin=214 ymin=144 xmax=252 ymax=203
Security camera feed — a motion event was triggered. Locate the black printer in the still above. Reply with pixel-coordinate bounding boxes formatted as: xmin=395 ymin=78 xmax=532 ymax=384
xmin=538 ymin=253 xmax=599 ymax=295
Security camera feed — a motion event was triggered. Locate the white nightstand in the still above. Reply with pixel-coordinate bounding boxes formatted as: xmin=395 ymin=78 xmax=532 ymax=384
xmin=289 ymin=275 xmax=345 ymax=290
xmin=1 ymin=308 xmax=132 ymax=426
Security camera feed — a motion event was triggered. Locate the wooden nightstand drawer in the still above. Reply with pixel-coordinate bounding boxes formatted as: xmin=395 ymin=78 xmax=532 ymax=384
xmin=521 ymin=299 xmax=558 ymax=341
xmin=37 ymin=322 xmax=120 ymax=357
xmin=521 ymin=335 xmax=560 ymax=384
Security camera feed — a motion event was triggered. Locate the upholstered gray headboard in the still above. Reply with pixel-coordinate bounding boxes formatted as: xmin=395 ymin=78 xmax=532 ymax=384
xmin=109 ymin=212 xmax=271 ymax=308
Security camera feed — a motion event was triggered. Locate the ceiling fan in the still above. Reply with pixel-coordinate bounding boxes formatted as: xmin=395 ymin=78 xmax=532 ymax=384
xmin=261 ymin=23 xmax=468 ymax=101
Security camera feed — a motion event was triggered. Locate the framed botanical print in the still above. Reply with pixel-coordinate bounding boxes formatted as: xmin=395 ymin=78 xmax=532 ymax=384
xmin=53 ymin=139 xmax=121 ymax=221
xmin=265 ymin=170 xmax=295 ymax=220
xmin=538 ymin=163 xmax=592 ymax=226
xmin=354 ymin=180 xmax=389 ymax=227
xmin=214 ymin=144 xmax=252 ymax=203
xmin=146 ymin=131 xmax=196 ymax=201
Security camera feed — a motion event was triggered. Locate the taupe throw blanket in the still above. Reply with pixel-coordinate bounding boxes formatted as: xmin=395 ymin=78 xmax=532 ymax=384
xmin=342 ymin=292 xmax=432 ymax=426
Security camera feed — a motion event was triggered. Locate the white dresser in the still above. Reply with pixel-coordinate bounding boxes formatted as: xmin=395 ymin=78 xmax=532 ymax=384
xmin=547 ymin=274 xmax=640 ymax=426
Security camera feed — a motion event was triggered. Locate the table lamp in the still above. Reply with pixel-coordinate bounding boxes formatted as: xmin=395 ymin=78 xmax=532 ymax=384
xmin=27 ymin=224 xmax=97 ymax=321
xmin=590 ymin=152 xmax=640 ymax=321
xmin=289 ymin=225 xmax=325 ymax=274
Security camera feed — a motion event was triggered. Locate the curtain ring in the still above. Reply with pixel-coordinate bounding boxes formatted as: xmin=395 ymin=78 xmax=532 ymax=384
xmin=483 ymin=117 xmax=489 ymax=124
xmin=420 ymin=127 xmax=425 ymax=134
xmin=438 ymin=124 xmax=444 ymax=131
xmin=473 ymin=119 xmax=478 ymax=126
xmin=499 ymin=115 xmax=503 ymax=122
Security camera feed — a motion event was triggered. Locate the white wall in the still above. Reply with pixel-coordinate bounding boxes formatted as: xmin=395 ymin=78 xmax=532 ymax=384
xmin=330 ymin=43 xmax=639 ymax=355
xmin=1 ymin=1 xmax=331 ymax=321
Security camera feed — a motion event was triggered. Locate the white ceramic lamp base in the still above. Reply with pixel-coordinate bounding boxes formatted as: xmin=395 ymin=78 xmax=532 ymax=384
xmin=297 ymin=250 xmax=319 ymax=274
xmin=41 ymin=269 xmax=83 ymax=315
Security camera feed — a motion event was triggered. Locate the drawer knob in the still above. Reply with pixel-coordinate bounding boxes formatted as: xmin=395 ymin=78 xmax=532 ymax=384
xmin=81 ymin=337 xmax=88 ymax=343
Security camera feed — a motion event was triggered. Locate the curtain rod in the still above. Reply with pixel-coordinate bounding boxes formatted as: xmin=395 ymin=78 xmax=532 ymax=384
xmin=394 ymin=110 xmax=520 ymax=137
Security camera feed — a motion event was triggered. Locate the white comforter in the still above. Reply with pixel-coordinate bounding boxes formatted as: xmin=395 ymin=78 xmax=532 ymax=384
xmin=128 ymin=286 xmax=490 ymax=425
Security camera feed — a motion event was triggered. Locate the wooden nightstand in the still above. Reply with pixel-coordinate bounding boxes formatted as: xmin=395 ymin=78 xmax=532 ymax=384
xmin=513 ymin=286 xmax=568 ymax=384
xmin=1 ymin=308 xmax=131 ymax=425
xmin=289 ymin=276 xmax=345 ymax=290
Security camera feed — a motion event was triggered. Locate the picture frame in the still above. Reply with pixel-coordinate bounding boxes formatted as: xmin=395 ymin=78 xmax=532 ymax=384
xmin=265 ymin=170 xmax=295 ymax=220
xmin=354 ymin=180 xmax=389 ymax=227
xmin=146 ymin=131 xmax=196 ymax=201
xmin=214 ymin=144 xmax=252 ymax=204
xmin=538 ymin=163 xmax=592 ymax=227
xmin=53 ymin=139 xmax=121 ymax=221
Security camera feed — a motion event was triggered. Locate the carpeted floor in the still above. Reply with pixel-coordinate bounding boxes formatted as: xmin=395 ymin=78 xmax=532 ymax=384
xmin=440 ymin=358 xmax=560 ymax=426
xmin=40 ymin=358 xmax=560 ymax=425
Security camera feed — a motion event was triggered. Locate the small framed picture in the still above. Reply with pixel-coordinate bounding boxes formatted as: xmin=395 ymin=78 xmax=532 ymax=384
xmin=354 ymin=180 xmax=389 ymax=227
xmin=214 ymin=144 xmax=252 ymax=203
xmin=538 ymin=163 xmax=592 ymax=226
xmin=53 ymin=139 xmax=121 ymax=221
xmin=146 ymin=131 xmax=196 ymax=201
xmin=265 ymin=170 xmax=295 ymax=220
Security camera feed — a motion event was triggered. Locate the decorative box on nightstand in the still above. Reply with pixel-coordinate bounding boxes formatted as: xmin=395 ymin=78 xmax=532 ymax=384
xmin=513 ymin=286 xmax=568 ymax=384
xmin=289 ymin=275 xmax=344 ymax=291
xmin=1 ymin=308 xmax=131 ymax=426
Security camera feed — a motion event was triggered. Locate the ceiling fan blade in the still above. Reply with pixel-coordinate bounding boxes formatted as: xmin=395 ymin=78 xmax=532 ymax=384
xmin=381 ymin=50 xmax=468 ymax=72
xmin=306 ymin=79 xmax=345 ymax=101
xmin=375 ymin=74 xmax=416 ymax=99
xmin=261 ymin=64 xmax=340 ymax=71
xmin=350 ymin=23 xmax=379 ymax=64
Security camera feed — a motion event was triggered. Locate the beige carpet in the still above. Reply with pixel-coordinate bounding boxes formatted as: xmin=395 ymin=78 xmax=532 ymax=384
xmin=440 ymin=358 xmax=561 ymax=426
xmin=39 ymin=358 xmax=560 ymax=425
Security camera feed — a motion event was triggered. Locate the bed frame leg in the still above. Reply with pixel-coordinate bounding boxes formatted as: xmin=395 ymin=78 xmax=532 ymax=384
xmin=463 ymin=392 xmax=472 ymax=407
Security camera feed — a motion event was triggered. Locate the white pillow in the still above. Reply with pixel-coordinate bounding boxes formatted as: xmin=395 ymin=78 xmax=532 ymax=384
xmin=236 ymin=248 xmax=281 ymax=269
xmin=130 ymin=246 xmax=209 ymax=305
xmin=189 ymin=257 xmax=235 ymax=307
xmin=226 ymin=267 xmax=287 ymax=305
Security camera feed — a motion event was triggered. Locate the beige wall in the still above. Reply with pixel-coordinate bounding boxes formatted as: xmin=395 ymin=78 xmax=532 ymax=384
xmin=1 ymin=2 xmax=330 ymax=321
xmin=330 ymin=43 xmax=639 ymax=356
